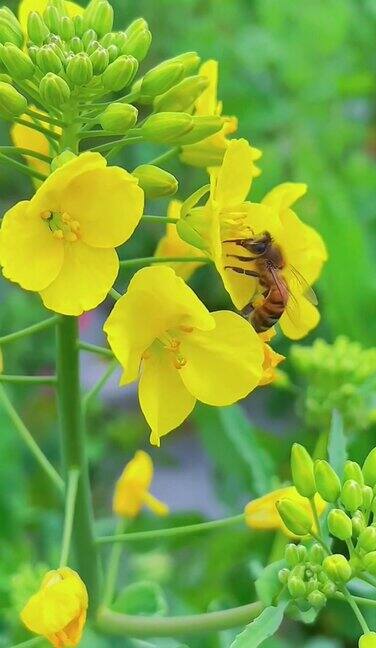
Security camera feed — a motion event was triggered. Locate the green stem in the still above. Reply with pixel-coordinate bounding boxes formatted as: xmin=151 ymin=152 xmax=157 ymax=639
xmin=335 ymin=593 xmax=376 ymax=607
xmin=147 ymin=147 xmax=180 ymax=167
xmin=141 ymin=214 xmax=179 ymax=224
xmin=341 ymin=587 xmax=370 ymax=634
xmin=0 ymin=375 xmax=57 ymax=385
xmin=310 ymin=497 xmax=321 ymax=537
xmin=120 ymin=256 xmax=210 ymax=269
xmin=83 ymin=360 xmax=118 ymax=412
xmin=310 ymin=531 xmax=331 ymax=555
xmin=0 ymin=146 xmax=52 ymax=164
xmin=0 ymin=384 xmax=63 ymax=493
xmin=96 ymin=513 xmax=245 ymax=545
xmin=360 ymin=573 xmax=376 ymax=588
xmin=78 ymin=341 xmax=114 ymax=359
xmin=0 ymin=153 xmax=47 ymax=181
xmin=109 ymin=288 xmax=122 ymax=300
xmin=345 ymin=538 xmax=355 ymax=557
xmin=89 ymin=135 xmax=143 ymax=154
xmin=102 ymin=519 xmax=127 ymax=606
xmin=0 ymin=316 xmax=59 ymax=345
xmin=9 ymin=638 xmax=45 ymax=648
xmin=60 ymin=467 xmax=80 ymax=567
xmin=96 ymin=601 xmax=264 ymax=638
xmin=56 ymin=316 xmax=101 ymax=614
xmin=26 ymin=108 xmax=66 ymax=128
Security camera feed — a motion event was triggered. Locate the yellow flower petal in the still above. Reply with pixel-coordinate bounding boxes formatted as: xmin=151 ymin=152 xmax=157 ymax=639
xmin=259 ymin=330 xmax=285 ymax=386
xmin=179 ymin=310 xmax=263 ymax=405
xmin=113 ymin=450 xmax=153 ymax=518
xmin=139 ymin=347 xmax=196 ymax=446
xmin=143 ymin=492 xmax=170 ymax=517
xmin=18 ymin=0 xmax=83 ymax=33
xmin=280 ymin=297 xmax=320 ymax=340
xmin=213 ymin=139 xmax=256 ymax=207
xmin=40 ymin=241 xmax=118 ymax=315
xmin=195 ymin=59 xmax=218 ymax=116
xmin=262 ymin=182 xmax=308 ymax=212
xmin=11 ymin=116 xmax=52 ymax=179
xmin=0 ymin=201 xmax=64 ymax=291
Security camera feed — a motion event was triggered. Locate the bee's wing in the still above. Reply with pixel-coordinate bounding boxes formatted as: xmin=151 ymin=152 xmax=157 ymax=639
xmin=288 ymin=265 xmax=318 ymax=306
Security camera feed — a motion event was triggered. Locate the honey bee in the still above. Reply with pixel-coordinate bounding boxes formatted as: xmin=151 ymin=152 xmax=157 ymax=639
xmin=224 ymin=231 xmax=317 ymax=333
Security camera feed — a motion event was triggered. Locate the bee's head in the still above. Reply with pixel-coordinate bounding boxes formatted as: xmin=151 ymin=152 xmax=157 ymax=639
xmin=247 ymin=232 xmax=271 ymax=255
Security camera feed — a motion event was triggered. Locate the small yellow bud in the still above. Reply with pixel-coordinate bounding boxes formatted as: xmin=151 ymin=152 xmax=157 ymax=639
xmin=327 ymin=508 xmax=352 ymax=540
xmin=344 ymin=460 xmax=364 ymax=485
xmin=168 ymin=51 xmax=201 ymax=75
xmin=123 ymin=18 xmax=152 ymax=62
xmin=0 ymin=43 xmax=34 ymax=80
xmin=275 ymin=498 xmax=313 ymax=536
xmin=322 ymin=554 xmax=351 ymax=582
xmin=132 ymin=164 xmax=178 ymax=199
xmin=154 ymin=75 xmax=209 ymax=113
xmin=291 ymin=443 xmax=316 ymax=498
xmin=359 ymin=632 xmax=376 ymax=648
xmin=341 ymin=479 xmax=363 ymax=513
xmin=39 ymin=72 xmax=70 ymax=108
xmin=66 ymin=52 xmax=93 ymax=86
xmin=99 ymin=102 xmax=138 ymax=133
xmin=0 ymin=81 xmax=27 ymax=119
xmin=27 ymin=12 xmax=49 ymax=46
xmin=142 ymin=111 xmax=193 ymax=144
xmin=363 ymin=448 xmax=376 ymax=487
xmin=102 ymin=55 xmax=138 ymax=92
xmin=138 ymin=61 xmax=184 ymax=102
xmin=314 ymin=459 xmax=341 ymax=503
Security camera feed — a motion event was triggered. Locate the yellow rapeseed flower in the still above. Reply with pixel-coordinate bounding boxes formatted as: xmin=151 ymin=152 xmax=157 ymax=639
xmin=245 ymin=486 xmax=326 ymax=537
xmin=113 ymin=450 xmax=169 ymax=518
xmin=0 ymin=152 xmax=144 ymax=315
xmin=18 ymin=0 xmax=83 ymax=35
xmin=259 ymin=329 xmax=285 ymax=386
xmin=20 ymin=567 xmax=88 ymax=648
xmin=11 ymin=110 xmax=58 ymax=181
xmin=103 ymin=265 xmax=264 ymax=445
xmin=180 ymin=59 xmax=261 ymax=172
xmin=153 ymin=199 xmax=206 ymax=281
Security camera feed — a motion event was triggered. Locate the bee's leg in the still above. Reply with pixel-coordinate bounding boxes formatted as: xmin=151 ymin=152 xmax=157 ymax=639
xmin=226 ymin=254 xmax=256 ymax=262
xmin=224 ymin=266 xmax=259 ymax=278
xmin=241 ymin=302 xmax=254 ymax=318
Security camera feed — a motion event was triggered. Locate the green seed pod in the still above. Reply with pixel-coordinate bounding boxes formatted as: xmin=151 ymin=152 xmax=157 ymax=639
xmin=359 ymin=632 xmax=376 ymax=648
xmin=50 ymin=150 xmax=77 ymax=171
xmin=358 ymin=526 xmax=376 ymax=553
xmin=168 ymin=51 xmax=201 ymax=75
xmin=132 ymin=164 xmax=178 ymax=199
xmin=74 ymin=14 xmax=84 ymax=37
xmin=99 ymin=102 xmax=138 ymax=133
xmin=276 ymin=498 xmax=313 ymax=537
xmin=66 ymin=52 xmax=93 ymax=86
xmin=36 ymin=45 xmax=62 ymax=74
xmin=101 ymin=55 xmax=138 ymax=92
xmin=291 ymin=443 xmax=316 ymax=499
xmin=352 ymin=511 xmax=366 ymax=537
xmin=287 ymin=574 xmax=306 ymax=599
xmin=344 ymin=460 xmax=364 ymax=486
xmin=90 ymin=46 xmax=109 ymax=75
xmin=139 ymin=61 xmax=184 ymax=102
xmin=341 ymin=479 xmax=363 ymax=513
xmin=307 ymin=590 xmax=326 ymax=610
xmin=106 ymin=44 xmax=118 ymax=62
xmin=141 ymin=111 xmax=194 ymax=144
xmin=363 ymin=551 xmax=376 ymax=575
xmin=58 ymin=15 xmax=75 ymax=41
xmin=82 ymin=0 xmax=113 ymax=37
xmin=154 ymin=75 xmax=209 ymax=113
xmin=362 ymin=448 xmax=376 ymax=487
xmin=278 ymin=568 xmax=290 ymax=584
xmin=123 ymin=19 xmax=151 ymax=62
xmin=314 ymin=460 xmax=341 ymax=503
xmin=43 ymin=5 xmax=60 ymax=34
xmin=27 ymin=12 xmax=49 ymax=46
xmin=0 ymin=81 xmax=27 ymax=118
xmin=285 ymin=543 xmax=304 ymax=567
xmin=69 ymin=36 xmax=84 ymax=54
xmin=328 ymin=508 xmax=352 ymax=540
xmin=362 ymin=485 xmax=374 ymax=511
xmin=177 ymin=115 xmax=223 ymax=144
xmin=0 ymin=8 xmax=23 ymax=48
xmin=82 ymin=28 xmax=97 ymax=50
xmin=0 ymin=44 xmax=34 ymax=80
xmin=309 ymin=543 xmax=325 ymax=565
xmin=39 ymin=72 xmax=70 ymax=108
xmin=322 ymin=554 xmax=352 ymax=583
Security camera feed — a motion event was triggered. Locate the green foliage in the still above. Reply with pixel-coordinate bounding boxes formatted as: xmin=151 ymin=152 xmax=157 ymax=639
xmin=230 ymin=602 xmax=287 ymax=648
xmin=112 ymin=581 xmax=168 ymax=616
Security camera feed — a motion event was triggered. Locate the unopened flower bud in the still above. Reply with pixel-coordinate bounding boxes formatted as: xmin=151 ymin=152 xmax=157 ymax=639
xmin=323 ymin=554 xmax=351 ymax=583
xmin=66 ymin=52 xmax=93 ymax=86
xmin=82 ymin=28 xmax=97 ymax=50
xmin=0 ymin=81 xmax=27 ymax=118
xmin=122 ymin=19 xmax=151 ymax=62
xmin=86 ymin=39 xmax=100 ymax=56
xmin=100 ymin=31 xmax=116 ymax=48
xmin=276 ymin=498 xmax=313 ymax=536
xmin=307 ymin=590 xmax=326 ymax=609
xmin=48 ymin=0 xmax=67 ymax=16
xmin=341 ymin=479 xmax=363 ymax=513
xmin=39 ymin=72 xmax=70 ymax=108
xmin=344 ymin=461 xmax=364 ymax=485
xmin=27 ymin=12 xmax=49 ymax=46
xmin=90 ymin=46 xmax=109 ymax=74
xmin=278 ymin=568 xmax=290 ymax=584
xmin=362 ymin=485 xmax=373 ymax=510
xmin=0 ymin=44 xmax=34 ymax=80
xmin=352 ymin=511 xmax=366 ymax=537
xmin=309 ymin=543 xmax=325 ymax=565
xmin=363 ymin=551 xmax=376 ymax=575
xmin=177 ymin=115 xmax=222 ymax=144
xmin=168 ymin=51 xmax=201 ymax=75
xmin=285 ymin=543 xmax=306 ymax=567
xmin=359 ymin=632 xmax=376 ymax=648
xmin=287 ymin=574 xmax=306 ymax=599
xmin=358 ymin=526 xmax=376 ymax=553
xmin=132 ymin=164 xmax=178 ymax=199
xmin=321 ymin=580 xmax=337 ymax=597
xmin=363 ymin=448 xmax=376 ymax=487
xmin=154 ymin=75 xmax=209 ymax=113
xmin=314 ymin=460 xmax=341 ymax=503
xmin=107 ymin=44 xmax=118 ymax=63
xmin=43 ymin=5 xmax=60 ymax=34
xmin=74 ymin=14 xmax=84 ymax=37
xmin=0 ymin=8 xmax=23 ymax=48
xmin=58 ymin=15 xmax=75 ymax=41
xmin=142 ymin=111 xmax=193 ymax=144
xmin=102 ymin=55 xmax=138 ymax=92
xmin=99 ymin=102 xmax=138 ymax=133
xmin=69 ymin=36 xmax=84 ymax=54
xmin=139 ymin=61 xmax=184 ymax=102
xmin=51 ymin=150 xmax=77 ymax=171
xmin=291 ymin=443 xmax=316 ymax=499
xmin=328 ymin=508 xmax=352 ymax=540
xmin=82 ymin=0 xmax=113 ymax=38
xmin=36 ymin=45 xmax=62 ymax=74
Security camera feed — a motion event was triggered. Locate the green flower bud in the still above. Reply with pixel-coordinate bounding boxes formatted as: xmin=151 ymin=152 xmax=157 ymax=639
xmin=328 ymin=508 xmax=352 ymax=540
xmin=139 ymin=61 xmax=184 ymax=102
xmin=278 ymin=568 xmax=290 ymax=584
xmin=359 ymin=632 xmax=376 ymax=648
xmin=154 ymin=75 xmax=209 ymax=113
xmin=82 ymin=28 xmax=97 ymax=50
xmin=352 ymin=511 xmax=366 ymax=537
xmin=275 ymin=498 xmax=313 ymax=536
xmin=39 ymin=72 xmax=70 ymax=108
xmin=287 ymin=574 xmax=306 ymax=599
xmin=69 ymin=36 xmax=84 ymax=54
xmin=102 ymin=54 xmax=138 ymax=92
xmin=141 ymin=111 xmax=193 ymax=144
xmin=36 ymin=45 xmax=62 ymax=74
xmin=291 ymin=443 xmax=316 ymax=499
xmin=177 ymin=115 xmax=222 ymax=144
xmin=132 ymin=164 xmax=178 ymax=199
xmin=349 ymin=554 xmax=363 ymax=576
xmin=0 ymin=81 xmax=27 ymax=118
xmin=362 ymin=448 xmax=376 ymax=487
xmin=0 ymin=8 xmax=23 ymax=48
xmin=307 ymin=590 xmax=326 ymax=610
xmin=363 ymin=551 xmax=376 ymax=575
xmin=0 ymin=43 xmax=34 ymax=80
xmin=323 ymin=554 xmax=351 ymax=583
xmin=43 ymin=5 xmax=60 ymax=34
xmin=27 ymin=12 xmax=49 ymax=46
xmin=100 ymin=31 xmax=116 ymax=48
xmin=48 ymin=0 xmax=67 ymax=17
xmin=74 ymin=14 xmax=84 ymax=37
xmin=86 ymin=39 xmax=100 ymax=56
xmin=28 ymin=45 xmax=38 ymax=64
xmin=314 ymin=460 xmax=341 ymax=503
xmin=66 ymin=52 xmax=93 ymax=86
xmin=99 ymin=102 xmax=137 ymax=133
xmin=51 ymin=150 xmax=77 ymax=171
xmin=321 ymin=580 xmax=337 ymax=597
xmin=90 ymin=46 xmax=109 ymax=75
xmin=176 ymin=216 xmax=209 ymax=252
xmin=341 ymin=479 xmax=363 ymax=513
xmin=125 ymin=17 xmax=148 ymax=38
xmin=123 ymin=19 xmax=151 ymax=62
xmin=362 ymin=485 xmax=373 ymax=510
xmin=59 ymin=15 xmax=75 ymax=41
xmin=168 ymin=51 xmax=201 ymax=75
xmin=285 ymin=543 xmax=306 ymax=567
xmin=344 ymin=460 xmax=364 ymax=485
xmin=82 ymin=0 xmax=113 ymax=38
xmin=309 ymin=543 xmax=325 ymax=565
xmin=358 ymin=526 xmax=376 ymax=553
xmin=106 ymin=44 xmax=118 ymax=62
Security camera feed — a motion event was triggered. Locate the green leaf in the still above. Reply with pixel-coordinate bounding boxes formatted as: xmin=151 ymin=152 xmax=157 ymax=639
xmin=229 ymin=602 xmax=287 ymax=648
xmin=328 ymin=410 xmax=347 ymax=478
xmin=112 ymin=581 xmax=168 ymax=617
xmin=255 ymin=560 xmax=286 ymax=606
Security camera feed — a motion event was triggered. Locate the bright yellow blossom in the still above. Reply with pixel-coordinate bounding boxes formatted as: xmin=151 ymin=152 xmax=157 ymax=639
xmin=0 ymin=152 xmax=144 ymax=315
xmin=113 ymin=450 xmax=169 ymax=518
xmin=180 ymin=59 xmax=261 ymax=173
xmin=259 ymin=329 xmax=285 ymax=386
xmin=20 ymin=567 xmax=88 ymax=648
xmin=245 ymin=486 xmax=326 ymax=537
xmin=18 ymin=0 xmax=83 ymax=35
xmin=11 ymin=110 xmax=57 ymax=181
xmin=154 ymin=199 xmax=206 ymax=281
xmin=104 ymin=265 xmax=264 ymax=445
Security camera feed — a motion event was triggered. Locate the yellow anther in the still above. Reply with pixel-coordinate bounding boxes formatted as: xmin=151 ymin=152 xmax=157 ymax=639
xmin=62 ymin=212 xmax=71 ymax=223
xmin=173 ymin=355 xmax=187 ymax=369
xmin=180 ymin=325 xmax=194 ymax=333
xmin=170 ymin=338 xmax=180 ymax=350
xmin=70 ymin=220 xmax=80 ymax=233
xmin=41 ymin=210 xmax=51 ymax=220
xmin=53 ymin=229 xmax=64 ymax=239
xmin=66 ymin=232 xmax=78 ymax=242
xmin=142 ymin=350 xmax=151 ymax=360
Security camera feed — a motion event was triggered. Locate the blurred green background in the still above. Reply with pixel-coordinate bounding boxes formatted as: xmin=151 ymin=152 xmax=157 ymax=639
xmin=0 ymin=1 xmax=375 ymax=647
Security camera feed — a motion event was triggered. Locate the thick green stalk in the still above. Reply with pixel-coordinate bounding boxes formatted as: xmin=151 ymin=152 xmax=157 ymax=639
xmin=56 ymin=316 xmax=101 ymax=614
xmin=119 ymin=256 xmax=211 ymax=268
